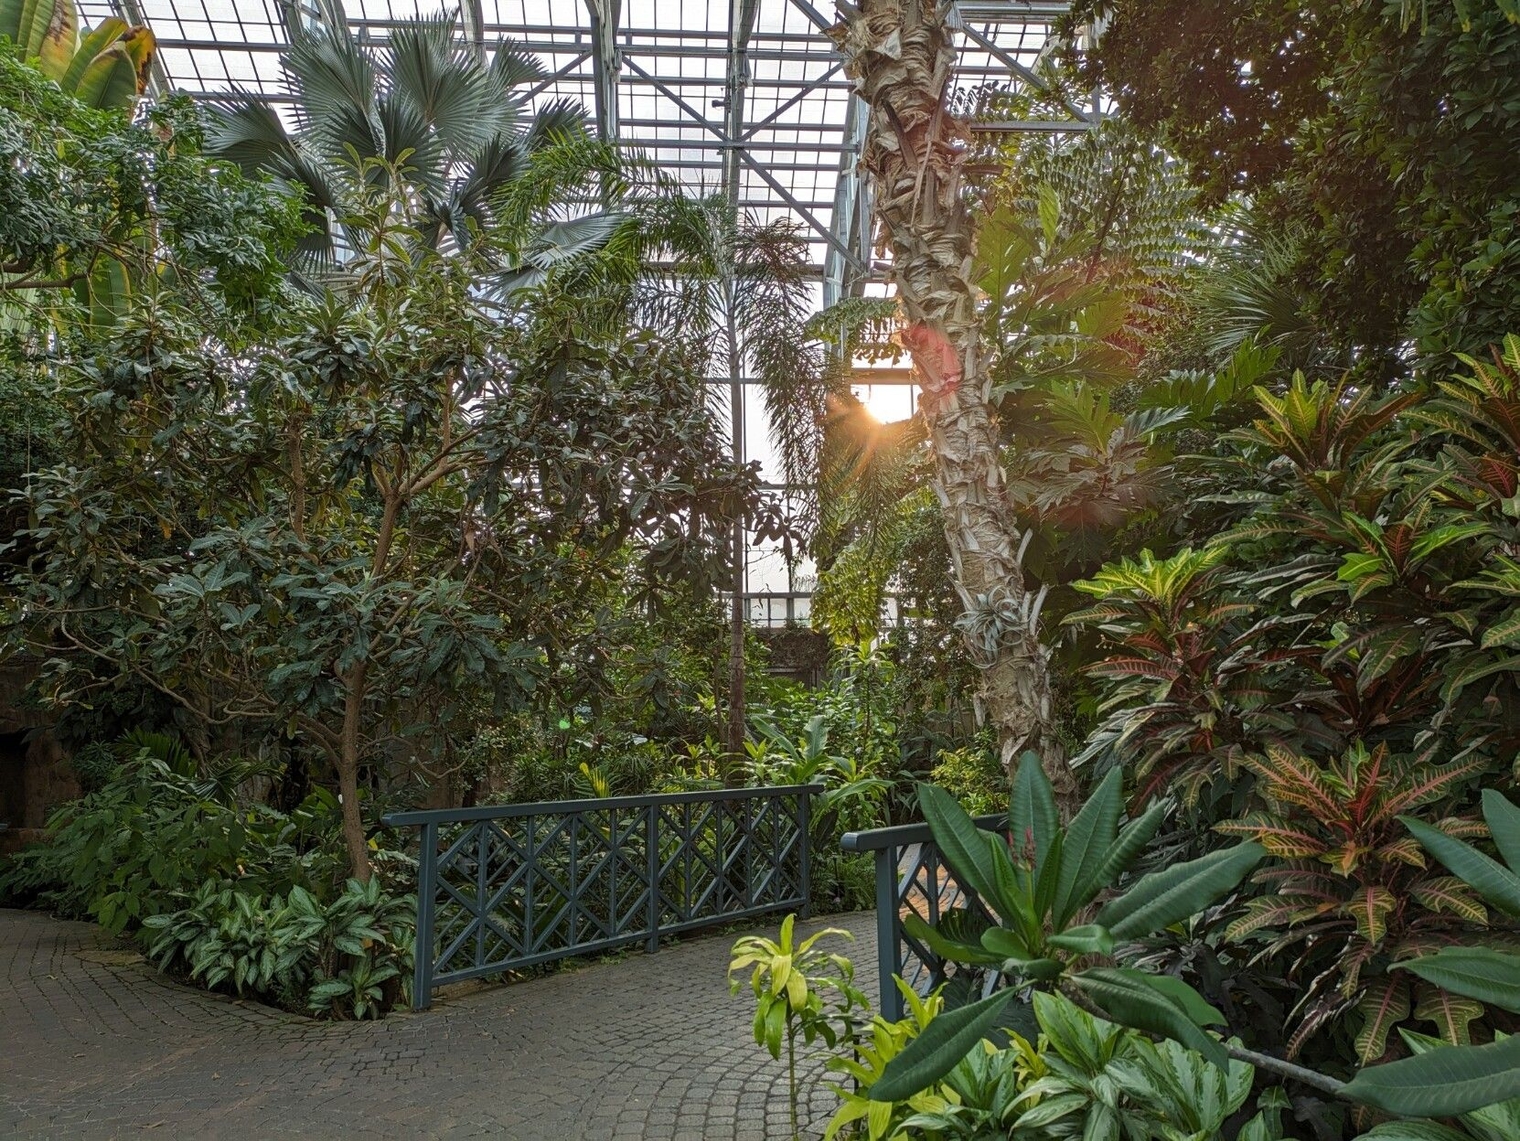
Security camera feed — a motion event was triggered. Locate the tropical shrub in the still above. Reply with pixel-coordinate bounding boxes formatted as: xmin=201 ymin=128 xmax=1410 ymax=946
xmin=928 ymin=742 xmax=1007 ymax=817
xmin=888 ymin=991 xmax=1268 ymax=1141
xmin=1218 ymin=742 xmax=1492 ymax=1059
xmin=875 ymin=753 xmax=1264 ymax=1098
xmin=0 ymin=0 xmax=156 ymax=110
xmin=730 ymin=916 xmax=867 ymax=1140
xmin=0 ymin=40 xmax=295 ymax=333
xmin=1339 ymin=790 xmax=1520 ymax=1117
xmin=0 ymin=755 xmax=279 ymax=931
xmin=1065 ymin=342 xmax=1520 ymax=1067
xmin=144 ymin=875 xmax=414 ymax=1019
xmin=738 ymin=945 xmax=1283 ymax=1141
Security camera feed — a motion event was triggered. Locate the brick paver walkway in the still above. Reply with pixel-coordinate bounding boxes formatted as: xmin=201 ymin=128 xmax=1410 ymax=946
xmin=1 ymin=908 xmax=875 ymax=1140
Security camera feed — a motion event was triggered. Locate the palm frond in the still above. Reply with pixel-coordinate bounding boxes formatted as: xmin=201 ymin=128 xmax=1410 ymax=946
xmin=385 ymin=14 xmax=503 ymax=160
xmin=374 ymin=94 xmax=447 ymax=191
xmin=489 ymin=36 xmax=549 ymax=89
xmin=521 ymin=98 xmax=592 ymax=151
xmin=283 ymin=28 xmax=377 ymax=137
xmin=203 ymin=96 xmax=299 ymax=175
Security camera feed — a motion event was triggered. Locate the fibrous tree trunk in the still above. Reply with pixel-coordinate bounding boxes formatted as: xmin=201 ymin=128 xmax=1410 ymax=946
xmin=829 ymin=0 xmax=1077 ymax=809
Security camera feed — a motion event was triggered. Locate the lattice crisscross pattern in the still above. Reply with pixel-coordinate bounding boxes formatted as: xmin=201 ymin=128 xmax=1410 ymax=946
xmin=895 ymin=842 xmax=998 ymax=999
xmin=841 ymin=811 xmax=1005 ymax=1020
xmin=388 ymin=785 xmax=816 ymax=1007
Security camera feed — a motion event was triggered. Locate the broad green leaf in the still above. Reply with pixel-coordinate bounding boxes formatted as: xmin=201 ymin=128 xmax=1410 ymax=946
xmin=1442 ymin=654 xmax=1520 ymax=702
xmin=1352 ymin=884 xmax=1397 ymax=944
xmin=1033 ymin=830 xmax=1064 ymax=922
xmin=1053 ymin=768 xmax=1123 ymax=927
xmin=61 ymin=16 xmax=128 ymax=90
xmin=902 ymin=912 xmax=1004 ymax=967
xmin=1085 ymin=800 xmax=1166 ymax=899
xmin=1357 ymin=625 xmax=1424 ymax=688
xmin=1038 ymin=184 xmax=1060 ymax=246
xmin=1399 ymin=948 xmax=1520 ymax=1014
xmin=980 ymin=925 xmax=1035 ymax=963
xmin=1097 ymin=842 xmax=1264 ymax=940
xmin=1072 ymin=967 xmax=1228 ymax=1070
xmin=1403 ymin=815 xmax=1520 ymax=917
xmin=7 ymin=0 xmax=75 ymax=76
xmin=1415 ymin=984 xmax=1483 ymax=1045
xmin=1344 ymin=1032 xmax=1520 ymax=1117
xmin=869 ymin=988 xmax=1015 ymax=1102
xmin=69 ymin=41 xmax=139 ymax=109
xmin=1480 ymin=607 xmax=1520 ymax=650
xmin=1483 ymin=789 xmax=1520 ymax=874
xmin=1356 ymin=976 xmax=1411 ymax=1065
xmin=1411 ymin=522 xmax=1491 ymax=562
xmin=986 ymin=829 xmax=1040 ymax=944
xmin=1010 ymin=750 xmax=1059 ymax=871
xmin=1046 ymin=924 xmax=1114 ymax=956
xmin=918 ymin=783 xmax=1001 ymax=912
xmin=1358 ymin=1125 xmax=1479 ymax=1141
xmin=1133 ymin=971 xmax=1226 ymax=1026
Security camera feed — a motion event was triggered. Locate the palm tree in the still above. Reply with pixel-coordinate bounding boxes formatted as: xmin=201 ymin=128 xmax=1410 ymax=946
xmin=204 ymin=11 xmax=619 ymax=290
xmin=825 ymin=3 xmax=1208 ymax=807
xmin=827 ymin=0 xmax=1077 ymax=804
xmin=634 ymin=196 xmax=830 ymax=766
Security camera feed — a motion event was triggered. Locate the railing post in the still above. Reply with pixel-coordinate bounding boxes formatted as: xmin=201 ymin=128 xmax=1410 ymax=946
xmin=874 ymin=844 xmax=903 ymax=1021
xmin=413 ymin=820 xmax=437 ymax=1011
xmin=798 ymin=789 xmax=813 ymax=920
xmin=646 ymin=801 xmax=659 ymax=953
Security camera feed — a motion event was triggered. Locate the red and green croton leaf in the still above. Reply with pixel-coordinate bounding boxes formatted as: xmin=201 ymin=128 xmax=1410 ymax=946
xmin=1349 ymin=885 xmax=1398 ymax=945
xmin=1414 ymin=983 xmax=1484 ymax=1045
xmin=1354 ymin=976 xmax=1411 ymax=1065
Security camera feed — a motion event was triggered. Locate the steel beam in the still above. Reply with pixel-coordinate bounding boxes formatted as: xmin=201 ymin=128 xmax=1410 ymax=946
xmin=722 ymin=0 xmax=761 ymax=199
xmin=583 ymin=0 xmax=621 ymax=142
xmin=955 ymin=18 xmax=1095 ymax=125
xmin=621 ymin=57 xmax=866 ymax=272
xmin=460 ymin=0 xmax=487 ymax=64
xmin=741 ymin=62 xmax=844 ymax=139
xmin=786 ymin=0 xmax=833 ymax=33
xmin=279 ymin=0 xmax=348 ymax=38
xmin=822 ymin=90 xmax=868 ymax=308
xmin=523 ymin=51 xmax=592 ymax=101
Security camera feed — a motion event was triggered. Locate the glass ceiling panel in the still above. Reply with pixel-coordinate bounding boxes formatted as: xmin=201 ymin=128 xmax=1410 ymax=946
xmin=98 ymin=0 xmax=1080 ymax=271
xmin=92 ymin=0 xmax=1084 ymax=599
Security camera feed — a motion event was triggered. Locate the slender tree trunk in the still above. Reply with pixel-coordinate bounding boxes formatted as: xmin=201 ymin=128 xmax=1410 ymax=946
xmin=830 ymin=0 xmax=1077 ymax=809
xmin=725 ymin=290 xmax=747 ymax=782
xmin=332 ymin=489 xmax=402 ymax=884
xmin=287 ymin=416 xmax=307 ymax=542
xmin=339 ymin=661 xmax=373 ymax=884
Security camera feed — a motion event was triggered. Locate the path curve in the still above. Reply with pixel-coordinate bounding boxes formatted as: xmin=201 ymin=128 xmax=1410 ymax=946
xmin=1 ymin=908 xmax=875 ymax=1139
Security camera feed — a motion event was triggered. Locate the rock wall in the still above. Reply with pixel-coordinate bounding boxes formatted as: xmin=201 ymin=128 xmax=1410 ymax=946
xmin=0 ymin=659 xmax=78 ymax=853
xmin=756 ymin=627 xmax=831 ymax=688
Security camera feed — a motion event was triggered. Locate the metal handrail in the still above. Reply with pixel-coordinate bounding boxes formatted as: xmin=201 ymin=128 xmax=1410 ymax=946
xmin=840 ymin=813 xmax=1003 ymax=853
xmin=384 ymin=783 xmax=821 ymax=826
xmin=387 ymin=784 xmax=821 ymax=1009
xmin=842 ymin=812 xmax=1004 ymax=1019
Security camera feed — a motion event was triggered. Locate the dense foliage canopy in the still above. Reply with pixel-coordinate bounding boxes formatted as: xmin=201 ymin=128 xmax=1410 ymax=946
xmin=8 ymin=2 xmax=1520 ymax=1134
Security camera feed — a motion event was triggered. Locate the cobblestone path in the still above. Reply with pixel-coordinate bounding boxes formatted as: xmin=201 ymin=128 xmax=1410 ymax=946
xmin=1 ymin=907 xmax=875 ymax=1140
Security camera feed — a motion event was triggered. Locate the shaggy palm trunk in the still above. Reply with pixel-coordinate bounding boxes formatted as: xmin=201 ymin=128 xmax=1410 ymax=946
xmin=830 ymin=0 xmax=1077 ymax=808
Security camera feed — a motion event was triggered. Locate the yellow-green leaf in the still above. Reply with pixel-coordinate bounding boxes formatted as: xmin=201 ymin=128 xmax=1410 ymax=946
xmin=1350 ymin=885 xmax=1397 ymax=944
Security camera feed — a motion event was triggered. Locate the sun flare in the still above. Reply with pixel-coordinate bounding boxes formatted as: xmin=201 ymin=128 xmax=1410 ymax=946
xmin=854 ymin=384 xmax=914 ymax=425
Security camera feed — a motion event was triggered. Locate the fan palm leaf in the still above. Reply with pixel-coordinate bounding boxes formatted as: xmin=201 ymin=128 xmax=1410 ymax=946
xmin=204 ymin=11 xmax=606 ymax=275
